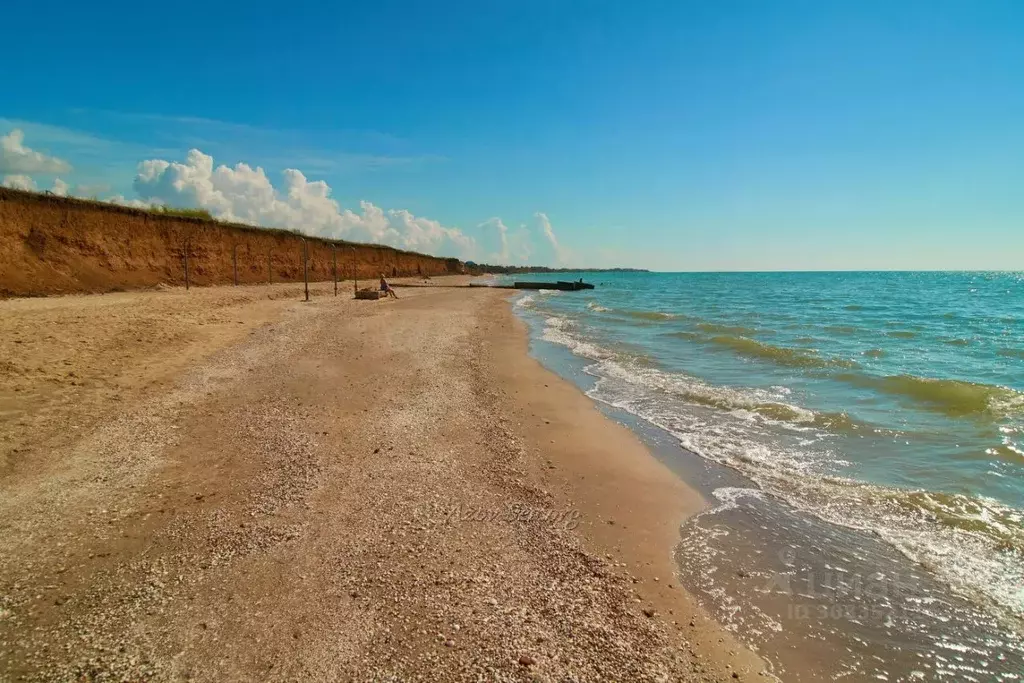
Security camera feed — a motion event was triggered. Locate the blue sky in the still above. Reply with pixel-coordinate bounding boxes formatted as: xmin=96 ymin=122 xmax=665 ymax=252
xmin=2 ymin=0 xmax=1023 ymax=270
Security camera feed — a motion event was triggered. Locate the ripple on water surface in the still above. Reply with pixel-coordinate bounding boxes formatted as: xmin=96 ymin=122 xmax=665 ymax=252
xmin=511 ymin=271 xmax=1024 ymax=680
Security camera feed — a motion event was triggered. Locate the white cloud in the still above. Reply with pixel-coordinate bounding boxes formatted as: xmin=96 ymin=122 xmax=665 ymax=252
xmin=535 ymin=212 xmax=568 ymax=265
xmin=475 ymin=217 xmax=537 ymax=265
xmin=510 ymin=225 xmax=535 ymax=264
xmin=0 ymin=128 xmax=575 ymax=265
xmin=132 ymin=148 xmax=476 ymax=258
xmin=0 ymin=129 xmax=72 ymax=175
xmin=478 ymin=217 xmax=510 ymax=263
xmin=107 ymin=194 xmax=162 ymax=209
xmin=2 ymin=174 xmax=37 ymax=191
xmin=2 ymin=175 xmax=89 ymax=198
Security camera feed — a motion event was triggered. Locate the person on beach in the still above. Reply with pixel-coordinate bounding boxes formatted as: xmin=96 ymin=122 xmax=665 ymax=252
xmin=380 ymin=274 xmax=399 ymax=299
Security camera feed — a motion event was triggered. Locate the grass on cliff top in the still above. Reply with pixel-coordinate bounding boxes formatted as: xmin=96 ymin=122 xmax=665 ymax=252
xmin=149 ymin=206 xmax=214 ymax=220
xmin=0 ymin=186 xmax=462 ymax=260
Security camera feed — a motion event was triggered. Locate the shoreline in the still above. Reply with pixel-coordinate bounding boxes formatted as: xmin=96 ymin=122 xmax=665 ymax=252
xmin=485 ymin=293 xmax=773 ymax=677
xmin=507 ymin=277 xmax=1024 ymax=681
xmin=0 ymin=279 xmax=771 ymax=681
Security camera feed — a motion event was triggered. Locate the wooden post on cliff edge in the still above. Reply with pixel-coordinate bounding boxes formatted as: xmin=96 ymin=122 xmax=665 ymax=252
xmin=352 ymin=247 xmax=358 ymax=296
xmin=268 ymin=250 xmax=272 ymax=285
xmin=332 ymin=244 xmax=338 ymax=296
xmin=232 ymin=244 xmax=238 ymax=286
xmin=302 ymin=238 xmax=309 ymax=302
xmin=183 ymin=238 xmax=190 ymax=290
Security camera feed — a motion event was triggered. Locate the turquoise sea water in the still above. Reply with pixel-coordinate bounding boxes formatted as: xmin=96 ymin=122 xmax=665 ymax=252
xmin=506 ymin=271 xmax=1024 ymax=679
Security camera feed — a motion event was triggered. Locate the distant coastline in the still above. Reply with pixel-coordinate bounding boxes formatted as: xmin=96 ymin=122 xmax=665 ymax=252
xmin=469 ymin=263 xmax=648 ymax=274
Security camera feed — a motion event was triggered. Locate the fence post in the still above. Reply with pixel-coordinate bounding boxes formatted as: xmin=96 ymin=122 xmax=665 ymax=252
xmin=332 ymin=244 xmax=338 ymax=296
xmin=184 ymin=238 xmax=190 ymax=290
xmin=352 ymin=247 xmax=358 ymax=295
xmin=302 ymin=238 xmax=309 ymax=302
xmin=232 ymin=244 xmax=238 ymax=286
xmin=268 ymin=249 xmax=272 ymax=285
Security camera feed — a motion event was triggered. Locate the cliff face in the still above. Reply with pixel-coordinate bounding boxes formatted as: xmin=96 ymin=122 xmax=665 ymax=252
xmin=0 ymin=188 xmax=463 ymax=297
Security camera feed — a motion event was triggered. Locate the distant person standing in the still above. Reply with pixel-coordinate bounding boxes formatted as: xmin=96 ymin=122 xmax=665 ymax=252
xmin=380 ymin=274 xmax=399 ymax=299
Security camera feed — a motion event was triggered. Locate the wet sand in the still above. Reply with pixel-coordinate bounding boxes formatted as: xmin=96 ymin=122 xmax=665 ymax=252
xmin=0 ymin=278 xmax=771 ymax=681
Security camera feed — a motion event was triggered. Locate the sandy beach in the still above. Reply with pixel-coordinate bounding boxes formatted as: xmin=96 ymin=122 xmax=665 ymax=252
xmin=0 ymin=278 xmax=771 ymax=682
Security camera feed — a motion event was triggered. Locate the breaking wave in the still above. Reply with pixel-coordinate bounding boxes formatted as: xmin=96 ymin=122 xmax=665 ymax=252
xmin=707 ymin=334 xmax=860 ymax=369
xmin=593 ymin=306 xmax=686 ymax=322
xmin=836 ymin=373 xmax=1024 ymax=419
xmin=530 ymin=312 xmax=1024 ymax=625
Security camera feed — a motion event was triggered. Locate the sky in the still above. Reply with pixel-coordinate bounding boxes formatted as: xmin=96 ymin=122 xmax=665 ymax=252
xmin=2 ymin=0 xmax=1023 ymax=270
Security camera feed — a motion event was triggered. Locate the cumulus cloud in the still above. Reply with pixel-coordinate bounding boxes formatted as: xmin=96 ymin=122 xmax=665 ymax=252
xmin=2 ymin=175 xmax=80 ymax=197
xmin=494 ymin=219 xmax=509 ymax=259
xmin=474 ymin=218 xmax=538 ymax=265
xmin=132 ymin=149 xmax=476 ymax=258
xmin=477 ymin=217 xmax=510 ymax=263
xmin=0 ymin=129 xmax=72 ymax=175
xmin=107 ymin=194 xmax=162 ymax=209
xmin=2 ymin=174 xmax=36 ymax=190
xmin=0 ymin=130 xmax=575 ymax=265
xmin=536 ymin=212 xmax=559 ymax=252
xmin=535 ymin=212 xmax=567 ymax=265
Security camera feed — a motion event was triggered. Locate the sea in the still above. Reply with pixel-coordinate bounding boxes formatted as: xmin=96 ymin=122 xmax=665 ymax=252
xmin=500 ymin=271 xmax=1024 ymax=682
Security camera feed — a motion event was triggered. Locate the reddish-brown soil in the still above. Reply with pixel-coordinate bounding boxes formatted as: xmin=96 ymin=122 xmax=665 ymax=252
xmin=0 ymin=188 xmax=462 ymax=297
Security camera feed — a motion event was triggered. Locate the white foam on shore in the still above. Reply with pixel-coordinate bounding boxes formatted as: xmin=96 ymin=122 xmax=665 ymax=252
xmin=712 ymin=486 xmax=767 ymax=508
xmin=541 ymin=316 xmax=612 ymax=361
xmin=514 ymin=293 xmax=535 ymax=309
xmin=691 ymin=487 xmax=767 ymax=520
xmin=532 ymin=311 xmax=1024 ymax=628
xmin=514 ymin=289 xmax=559 ymax=310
